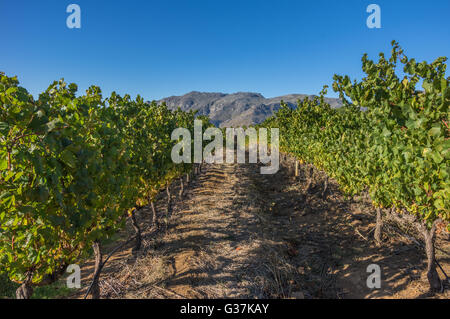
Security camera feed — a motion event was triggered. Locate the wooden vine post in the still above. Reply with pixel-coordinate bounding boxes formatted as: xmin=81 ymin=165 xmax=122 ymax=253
xmin=150 ymin=201 xmax=157 ymax=226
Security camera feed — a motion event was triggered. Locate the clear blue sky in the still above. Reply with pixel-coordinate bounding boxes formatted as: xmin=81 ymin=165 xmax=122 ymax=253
xmin=1 ymin=0 xmax=449 ymax=100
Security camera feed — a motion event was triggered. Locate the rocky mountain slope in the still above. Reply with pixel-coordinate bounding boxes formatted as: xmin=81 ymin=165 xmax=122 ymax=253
xmin=155 ymin=91 xmax=342 ymax=127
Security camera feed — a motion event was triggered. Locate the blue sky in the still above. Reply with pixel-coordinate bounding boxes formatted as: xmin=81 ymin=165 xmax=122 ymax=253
xmin=1 ymin=0 xmax=449 ymax=100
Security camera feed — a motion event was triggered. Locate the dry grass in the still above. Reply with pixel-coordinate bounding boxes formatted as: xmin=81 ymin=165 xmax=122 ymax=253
xmin=70 ymin=151 xmax=449 ymax=299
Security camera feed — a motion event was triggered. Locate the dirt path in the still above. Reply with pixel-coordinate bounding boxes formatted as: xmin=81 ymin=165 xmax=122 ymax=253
xmin=111 ymin=161 xmax=274 ymax=298
xmin=73 ymin=156 xmax=449 ymax=299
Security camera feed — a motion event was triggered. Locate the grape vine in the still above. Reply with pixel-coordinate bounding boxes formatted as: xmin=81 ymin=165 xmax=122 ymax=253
xmin=260 ymin=41 xmax=449 ymax=291
xmin=0 ymin=73 xmax=204 ymax=298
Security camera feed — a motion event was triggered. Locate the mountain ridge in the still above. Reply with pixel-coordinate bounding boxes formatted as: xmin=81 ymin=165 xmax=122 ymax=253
xmin=154 ymin=91 xmax=343 ymax=127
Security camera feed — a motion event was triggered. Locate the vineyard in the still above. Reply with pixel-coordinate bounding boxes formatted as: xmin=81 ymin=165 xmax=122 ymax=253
xmin=0 ymin=41 xmax=449 ymax=299
xmin=260 ymin=42 xmax=449 ymax=293
xmin=0 ymin=74 xmax=210 ymax=298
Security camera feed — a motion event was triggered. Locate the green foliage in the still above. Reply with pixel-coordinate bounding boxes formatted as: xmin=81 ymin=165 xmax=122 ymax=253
xmin=0 ymin=73 xmax=200 ymax=291
xmin=261 ymin=41 xmax=449 ymax=231
xmin=0 ymin=272 xmax=75 ymax=299
xmin=0 ymin=272 xmax=18 ymax=298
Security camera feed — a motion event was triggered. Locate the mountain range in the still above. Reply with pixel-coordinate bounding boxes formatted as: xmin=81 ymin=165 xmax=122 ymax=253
xmin=155 ymin=91 xmax=343 ymax=128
